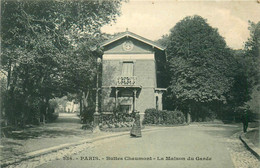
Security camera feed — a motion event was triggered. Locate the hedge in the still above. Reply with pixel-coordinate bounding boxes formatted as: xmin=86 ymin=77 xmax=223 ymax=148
xmin=143 ymin=108 xmax=185 ymax=125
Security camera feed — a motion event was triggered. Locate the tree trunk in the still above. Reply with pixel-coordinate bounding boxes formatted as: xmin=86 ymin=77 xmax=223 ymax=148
xmin=42 ymin=114 xmax=45 ymax=125
xmin=80 ymin=97 xmax=83 ymax=115
xmin=82 ymin=90 xmax=89 ymax=111
xmin=7 ymin=60 xmax=12 ymax=90
xmin=187 ymin=104 xmax=191 ymax=123
xmin=45 ymin=98 xmax=49 ymax=123
xmin=40 ymin=98 xmax=49 ymax=124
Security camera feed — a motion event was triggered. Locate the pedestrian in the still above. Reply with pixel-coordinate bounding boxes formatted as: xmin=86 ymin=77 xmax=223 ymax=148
xmin=241 ymin=111 xmax=248 ymax=133
xmin=130 ymin=111 xmax=142 ymax=137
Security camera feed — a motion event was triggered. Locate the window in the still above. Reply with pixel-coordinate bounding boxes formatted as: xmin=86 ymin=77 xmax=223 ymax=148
xmin=122 ymin=62 xmax=133 ymax=76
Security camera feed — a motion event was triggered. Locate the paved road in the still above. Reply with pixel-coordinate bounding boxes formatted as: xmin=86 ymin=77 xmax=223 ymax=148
xmin=37 ymin=124 xmax=240 ymax=168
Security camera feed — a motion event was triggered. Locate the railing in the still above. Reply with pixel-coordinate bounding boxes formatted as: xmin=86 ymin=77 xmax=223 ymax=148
xmin=117 ymin=76 xmax=137 ymax=86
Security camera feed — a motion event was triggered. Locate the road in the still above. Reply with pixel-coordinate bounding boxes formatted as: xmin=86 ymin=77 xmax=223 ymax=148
xmin=37 ymin=124 xmax=240 ymax=168
xmin=42 ymin=112 xmax=83 ymax=131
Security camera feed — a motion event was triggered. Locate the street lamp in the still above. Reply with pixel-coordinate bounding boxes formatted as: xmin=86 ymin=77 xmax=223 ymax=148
xmin=93 ymin=57 xmax=102 ymax=133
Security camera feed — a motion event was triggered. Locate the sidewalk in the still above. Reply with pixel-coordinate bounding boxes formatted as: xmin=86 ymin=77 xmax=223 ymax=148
xmin=239 ymin=128 xmax=260 ymax=160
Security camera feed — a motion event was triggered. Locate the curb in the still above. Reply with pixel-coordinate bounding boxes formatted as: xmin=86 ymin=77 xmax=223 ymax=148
xmin=143 ymin=123 xmax=188 ymax=127
xmin=0 ymin=127 xmax=171 ymax=167
xmin=239 ymin=130 xmax=260 ymax=161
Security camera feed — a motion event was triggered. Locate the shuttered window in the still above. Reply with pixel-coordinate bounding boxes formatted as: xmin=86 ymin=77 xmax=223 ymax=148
xmin=122 ymin=62 xmax=133 ymax=76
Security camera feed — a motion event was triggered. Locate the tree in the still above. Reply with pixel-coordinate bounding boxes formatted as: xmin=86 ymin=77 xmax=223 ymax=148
xmin=244 ymin=21 xmax=260 ymax=88
xmin=165 ymin=15 xmax=234 ymax=121
xmin=243 ymin=21 xmax=260 ymax=119
xmin=1 ymin=0 xmax=123 ymax=126
xmin=225 ymin=21 xmax=260 ymax=122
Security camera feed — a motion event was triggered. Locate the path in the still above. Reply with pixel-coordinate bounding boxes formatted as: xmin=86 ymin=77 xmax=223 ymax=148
xmin=38 ymin=124 xmax=240 ymax=168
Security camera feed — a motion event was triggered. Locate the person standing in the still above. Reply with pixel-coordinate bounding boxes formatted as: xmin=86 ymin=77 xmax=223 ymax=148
xmin=241 ymin=111 xmax=248 ymax=133
xmin=130 ymin=112 xmax=142 ymax=137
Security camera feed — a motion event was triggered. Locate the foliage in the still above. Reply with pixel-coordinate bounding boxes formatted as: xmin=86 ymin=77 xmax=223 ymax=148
xmin=143 ymin=108 xmax=185 ymax=125
xmin=167 ymin=15 xmax=233 ymax=103
xmin=46 ymin=112 xmax=59 ymax=122
xmin=246 ymin=84 xmax=260 ymax=118
xmin=99 ymin=111 xmax=134 ymax=130
xmin=156 ymin=34 xmax=169 ymax=48
xmin=224 ymin=21 xmax=260 ymax=121
xmin=223 ymin=49 xmax=252 ymax=117
xmin=244 ymin=21 xmax=260 ymax=86
xmin=101 ymin=112 xmax=133 ymax=124
xmin=220 ymin=105 xmax=257 ymax=123
xmin=1 ymin=0 xmax=123 ymax=126
xmin=161 ymin=15 xmax=234 ymax=121
xmin=81 ymin=105 xmax=95 ymax=123
xmin=160 ymin=17 xmax=259 ymax=122
xmin=244 ymin=21 xmax=260 ymax=116
xmin=101 ymin=105 xmax=134 ymax=126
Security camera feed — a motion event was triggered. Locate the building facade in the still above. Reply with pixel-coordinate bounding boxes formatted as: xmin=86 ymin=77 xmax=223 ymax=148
xmin=100 ymin=31 xmax=167 ymax=121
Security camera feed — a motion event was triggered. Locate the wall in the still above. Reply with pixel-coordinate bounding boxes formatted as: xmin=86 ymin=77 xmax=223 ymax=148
xmin=101 ymin=37 xmax=159 ymax=121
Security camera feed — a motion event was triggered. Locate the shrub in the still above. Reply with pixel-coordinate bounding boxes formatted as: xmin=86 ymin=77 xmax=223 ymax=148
xmin=81 ymin=106 xmax=95 ymax=124
xmin=143 ymin=108 xmax=185 ymax=125
xmin=47 ymin=112 xmax=59 ymax=122
xmin=143 ymin=108 xmax=158 ymax=124
xmin=100 ymin=111 xmax=134 ymax=130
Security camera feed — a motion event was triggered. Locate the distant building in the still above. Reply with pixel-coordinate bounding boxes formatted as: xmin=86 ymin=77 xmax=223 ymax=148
xmin=100 ymin=31 xmax=167 ymax=121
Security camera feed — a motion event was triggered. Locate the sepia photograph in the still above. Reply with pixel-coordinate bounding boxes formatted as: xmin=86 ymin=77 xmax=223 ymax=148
xmin=0 ymin=0 xmax=259 ymax=167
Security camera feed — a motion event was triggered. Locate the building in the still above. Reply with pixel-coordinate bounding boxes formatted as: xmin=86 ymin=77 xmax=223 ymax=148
xmin=100 ymin=31 xmax=167 ymax=121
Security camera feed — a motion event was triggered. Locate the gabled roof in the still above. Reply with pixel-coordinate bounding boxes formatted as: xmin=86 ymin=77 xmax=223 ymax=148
xmin=101 ymin=31 xmax=166 ymax=51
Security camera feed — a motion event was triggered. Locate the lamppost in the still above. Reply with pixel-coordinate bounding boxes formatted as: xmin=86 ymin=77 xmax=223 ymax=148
xmin=93 ymin=57 xmax=101 ymax=133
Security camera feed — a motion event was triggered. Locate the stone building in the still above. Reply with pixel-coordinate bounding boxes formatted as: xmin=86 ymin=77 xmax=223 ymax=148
xmin=100 ymin=31 xmax=167 ymax=121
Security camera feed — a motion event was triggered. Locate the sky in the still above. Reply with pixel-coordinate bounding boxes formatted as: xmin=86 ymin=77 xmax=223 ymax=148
xmin=101 ymin=0 xmax=260 ymax=49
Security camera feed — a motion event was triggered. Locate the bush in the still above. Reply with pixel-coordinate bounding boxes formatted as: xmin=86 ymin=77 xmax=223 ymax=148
xmin=100 ymin=111 xmax=135 ymax=130
xmin=81 ymin=106 xmax=95 ymax=124
xmin=143 ymin=108 xmax=185 ymax=125
xmin=142 ymin=108 xmax=158 ymax=124
xmin=47 ymin=112 xmax=59 ymax=122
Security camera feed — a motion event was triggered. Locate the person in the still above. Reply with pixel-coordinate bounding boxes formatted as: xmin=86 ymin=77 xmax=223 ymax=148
xmin=241 ymin=111 xmax=248 ymax=133
xmin=130 ymin=111 xmax=142 ymax=137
